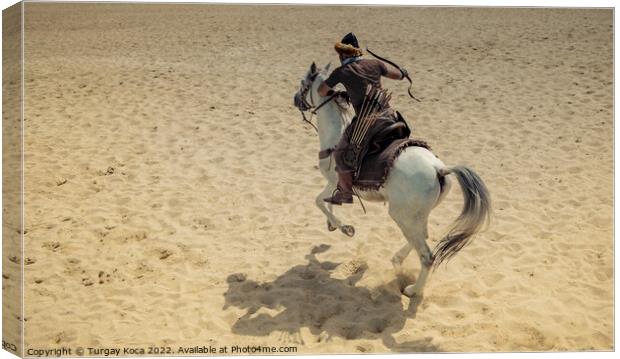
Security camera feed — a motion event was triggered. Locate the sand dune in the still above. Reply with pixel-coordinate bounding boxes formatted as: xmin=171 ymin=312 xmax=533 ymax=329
xmin=12 ymin=3 xmax=613 ymax=352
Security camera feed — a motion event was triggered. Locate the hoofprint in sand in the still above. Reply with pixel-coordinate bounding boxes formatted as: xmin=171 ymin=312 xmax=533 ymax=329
xmin=17 ymin=3 xmax=612 ymax=352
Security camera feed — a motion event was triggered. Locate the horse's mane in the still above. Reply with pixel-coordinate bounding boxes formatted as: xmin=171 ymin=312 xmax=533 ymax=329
xmin=334 ymin=96 xmax=353 ymax=124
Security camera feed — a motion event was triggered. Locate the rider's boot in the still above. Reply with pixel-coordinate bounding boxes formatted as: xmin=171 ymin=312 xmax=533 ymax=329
xmin=324 ymin=171 xmax=354 ymax=205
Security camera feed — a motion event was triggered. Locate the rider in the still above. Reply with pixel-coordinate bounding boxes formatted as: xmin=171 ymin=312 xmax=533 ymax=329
xmin=318 ymin=32 xmax=410 ymax=205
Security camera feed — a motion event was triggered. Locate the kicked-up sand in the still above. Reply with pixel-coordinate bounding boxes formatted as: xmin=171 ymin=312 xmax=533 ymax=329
xmin=8 ymin=2 xmax=613 ymax=353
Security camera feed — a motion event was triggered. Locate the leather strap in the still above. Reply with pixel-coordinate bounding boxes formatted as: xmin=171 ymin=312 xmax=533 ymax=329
xmin=318 ymin=148 xmax=334 ymax=159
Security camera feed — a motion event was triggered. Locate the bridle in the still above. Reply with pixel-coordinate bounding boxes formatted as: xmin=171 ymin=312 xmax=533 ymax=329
xmin=294 ymin=72 xmax=345 ymax=133
xmin=294 ymin=72 xmax=320 ymax=132
xmin=296 ymin=73 xmax=318 ymax=112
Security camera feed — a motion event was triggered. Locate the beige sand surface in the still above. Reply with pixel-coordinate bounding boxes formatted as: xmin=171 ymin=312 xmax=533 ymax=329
xmin=16 ymin=3 xmax=612 ymax=353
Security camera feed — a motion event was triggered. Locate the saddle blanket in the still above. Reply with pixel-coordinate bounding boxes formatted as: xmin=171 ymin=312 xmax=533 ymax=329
xmin=354 ymin=138 xmax=432 ymax=191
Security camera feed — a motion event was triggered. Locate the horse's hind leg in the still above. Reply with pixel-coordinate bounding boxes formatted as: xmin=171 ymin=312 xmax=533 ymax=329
xmin=390 ymin=207 xmax=434 ymax=298
xmin=391 ymin=243 xmax=412 ymax=271
xmin=404 ymin=232 xmax=433 ymax=298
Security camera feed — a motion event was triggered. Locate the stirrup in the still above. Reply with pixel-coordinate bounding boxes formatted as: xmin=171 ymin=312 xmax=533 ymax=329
xmin=324 ymin=188 xmax=353 ymax=205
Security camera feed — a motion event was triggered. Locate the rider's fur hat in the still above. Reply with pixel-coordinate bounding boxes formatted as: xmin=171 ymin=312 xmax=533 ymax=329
xmin=335 ymin=32 xmax=363 ymax=57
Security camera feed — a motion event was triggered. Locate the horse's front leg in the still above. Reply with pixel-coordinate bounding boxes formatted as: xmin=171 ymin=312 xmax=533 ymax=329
xmin=315 ymin=184 xmax=343 ymax=230
xmin=315 ymin=183 xmax=356 ymax=237
xmin=315 ymin=157 xmax=356 ymax=236
xmin=326 ymin=202 xmax=337 ymax=231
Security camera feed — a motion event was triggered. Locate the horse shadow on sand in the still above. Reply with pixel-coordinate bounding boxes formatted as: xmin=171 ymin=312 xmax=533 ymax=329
xmin=222 ymin=244 xmax=440 ymax=352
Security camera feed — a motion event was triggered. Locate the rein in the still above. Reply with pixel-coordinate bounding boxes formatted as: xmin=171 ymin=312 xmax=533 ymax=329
xmin=297 ymin=81 xmax=344 ymax=133
xmin=299 ymin=110 xmax=319 ymax=132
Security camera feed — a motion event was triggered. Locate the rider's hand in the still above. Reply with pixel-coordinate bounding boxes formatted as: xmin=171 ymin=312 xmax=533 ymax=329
xmin=400 ymin=68 xmax=408 ymax=80
xmin=337 ymin=91 xmax=350 ymax=104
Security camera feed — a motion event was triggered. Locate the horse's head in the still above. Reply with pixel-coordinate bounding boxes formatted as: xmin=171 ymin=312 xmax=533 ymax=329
xmin=293 ymin=62 xmax=331 ymax=112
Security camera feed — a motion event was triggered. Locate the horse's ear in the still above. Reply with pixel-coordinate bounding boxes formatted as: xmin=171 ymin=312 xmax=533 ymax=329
xmin=324 ymin=62 xmax=332 ymax=72
xmin=310 ymin=62 xmax=317 ymax=74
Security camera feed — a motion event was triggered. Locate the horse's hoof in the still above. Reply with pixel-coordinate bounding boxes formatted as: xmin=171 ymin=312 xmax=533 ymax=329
xmin=402 ymin=284 xmax=420 ymax=298
xmin=341 ymin=225 xmax=355 ymax=237
xmin=327 ymin=222 xmax=337 ymax=232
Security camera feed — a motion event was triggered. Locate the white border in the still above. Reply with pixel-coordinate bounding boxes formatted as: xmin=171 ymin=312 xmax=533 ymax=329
xmin=7 ymin=0 xmax=620 ymax=8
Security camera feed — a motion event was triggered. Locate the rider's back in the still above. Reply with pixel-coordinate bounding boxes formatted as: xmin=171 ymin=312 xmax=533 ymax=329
xmin=325 ymin=58 xmax=390 ymax=115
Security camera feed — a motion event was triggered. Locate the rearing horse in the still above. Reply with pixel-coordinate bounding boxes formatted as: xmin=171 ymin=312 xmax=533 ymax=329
xmin=294 ymin=62 xmax=491 ymax=298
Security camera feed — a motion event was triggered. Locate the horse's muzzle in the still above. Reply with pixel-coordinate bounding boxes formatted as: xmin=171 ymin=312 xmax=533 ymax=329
xmin=293 ymin=92 xmax=311 ymax=112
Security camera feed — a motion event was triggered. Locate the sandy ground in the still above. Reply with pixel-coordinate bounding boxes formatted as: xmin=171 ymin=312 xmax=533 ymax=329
xmin=11 ymin=3 xmax=613 ymax=353
xmin=2 ymin=2 xmax=24 ymax=354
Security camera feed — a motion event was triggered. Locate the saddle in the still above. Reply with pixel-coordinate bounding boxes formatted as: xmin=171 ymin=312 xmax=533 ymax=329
xmin=353 ymin=112 xmax=431 ymax=191
xmin=318 ymin=112 xmax=431 ymax=191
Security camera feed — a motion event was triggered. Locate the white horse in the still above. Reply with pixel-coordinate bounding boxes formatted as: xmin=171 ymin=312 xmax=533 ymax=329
xmin=294 ymin=62 xmax=491 ymax=298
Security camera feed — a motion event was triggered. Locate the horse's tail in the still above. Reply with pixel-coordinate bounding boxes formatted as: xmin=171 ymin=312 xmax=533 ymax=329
xmin=433 ymin=166 xmax=491 ymax=269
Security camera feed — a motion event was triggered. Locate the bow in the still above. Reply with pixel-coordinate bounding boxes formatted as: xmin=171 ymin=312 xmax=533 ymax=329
xmin=366 ymin=47 xmax=421 ymax=102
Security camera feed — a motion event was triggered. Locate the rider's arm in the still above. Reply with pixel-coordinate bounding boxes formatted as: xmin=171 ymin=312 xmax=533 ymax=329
xmin=384 ymin=64 xmax=407 ymax=80
xmin=318 ymin=68 xmax=342 ymax=97
xmin=376 ymin=59 xmax=407 ymax=81
xmin=318 ymin=81 xmax=333 ymax=97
